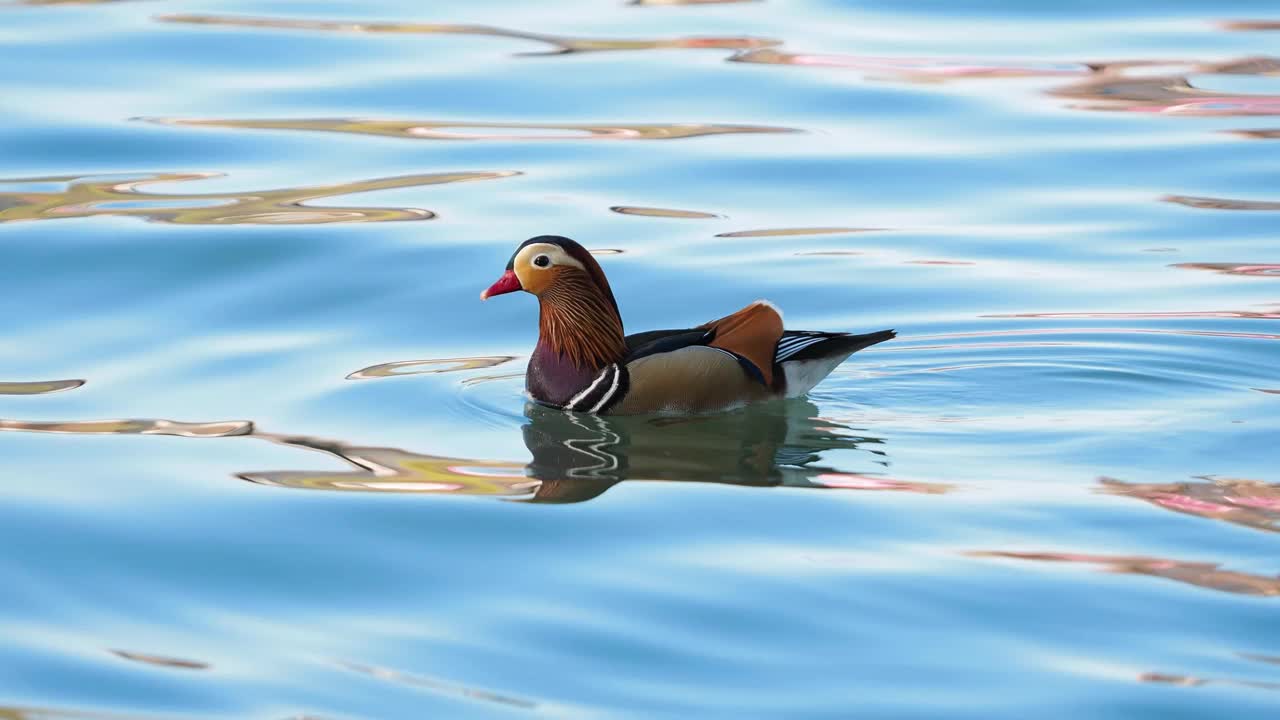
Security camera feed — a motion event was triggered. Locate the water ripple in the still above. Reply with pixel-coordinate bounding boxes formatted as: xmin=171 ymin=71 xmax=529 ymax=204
xmin=1221 ymin=20 xmax=1280 ymax=31
xmin=0 ymin=403 xmax=920 ymax=503
xmin=346 ymin=356 xmax=517 ymax=381
xmin=982 ymin=310 xmax=1280 ymax=320
xmin=715 ymin=226 xmax=880 ymax=237
xmin=0 ymin=171 xmax=517 ymax=225
xmin=0 ymin=418 xmax=252 ymax=437
xmin=157 ymin=14 xmax=779 ymax=56
xmin=337 ymin=661 xmax=536 ymax=709
xmin=1053 ymin=58 xmax=1280 ymax=115
xmin=969 ymin=551 xmax=1280 ymax=597
xmin=632 ymin=0 xmax=757 ymax=5
xmin=144 ymin=117 xmax=797 ymax=142
xmin=610 ymin=205 xmax=721 ymax=218
xmin=109 ymin=650 xmax=209 ymax=671
xmin=1164 ymin=195 xmax=1280 ymax=211
xmin=1100 ymin=476 xmax=1280 ymax=534
xmin=0 ymin=379 xmax=83 ymax=395
xmin=1173 ymin=262 xmax=1280 ymax=277
xmin=730 ymin=50 xmax=1090 ymax=80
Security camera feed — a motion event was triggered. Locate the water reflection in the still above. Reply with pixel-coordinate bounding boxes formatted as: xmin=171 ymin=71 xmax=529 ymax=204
xmin=1220 ymin=20 xmax=1280 ymax=31
xmin=347 ymin=355 xmax=516 ymax=380
xmin=0 ymin=402 xmax=935 ymax=502
xmin=0 ymin=171 xmax=516 ymax=225
xmin=110 ymin=650 xmax=209 ymax=670
xmin=970 ymin=551 xmax=1280 ymax=597
xmin=0 ymin=418 xmax=252 ymax=437
xmin=610 ymin=205 xmax=721 ymax=218
xmin=1172 ymin=262 xmax=1280 ymax=277
xmin=157 ymin=14 xmax=778 ymax=56
xmin=716 ymin=226 xmax=879 ymax=237
xmin=242 ymin=430 xmax=531 ymax=496
xmin=1052 ymin=58 xmax=1280 ymax=116
xmin=729 ymin=47 xmax=1280 ymax=119
xmin=1100 ymin=476 xmax=1280 ymax=534
xmin=0 ymin=379 xmax=83 ymax=395
xmin=338 ymin=661 xmax=535 ymax=709
xmin=1139 ymin=672 xmax=1280 ymax=691
xmin=730 ymin=50 xmax=1090 ymax=80
xmin=631 ymin=0 xmax=757 ymax=4
xmin=983 ymin=310 xmax=1280 ymax=320
xmin=11 ymin=0 xmax=134 ymax=5
xmin=144 ymin=117 xmax=797 ymax=142
xmin=0 ymin=707 xmax=150 ymax=720
xmin=244 ymin=401 xmax=923 ymax=503
xmin=1164 ymin=195 xmax=1280 ymax=211
xmin=1232 ymin=129 xmax=1280 ymax=139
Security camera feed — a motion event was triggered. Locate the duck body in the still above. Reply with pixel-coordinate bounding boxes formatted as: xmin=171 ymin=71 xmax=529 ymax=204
xmin=483 ymin=235 xmax=895 ymax=415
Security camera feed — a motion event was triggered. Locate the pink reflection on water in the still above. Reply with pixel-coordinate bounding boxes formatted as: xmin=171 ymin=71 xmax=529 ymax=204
xmin=730 ymin=50 xmax=1090 ymax=80
xmin=970 ymin=550 xmax=1280 ymax=596
xmin=1102 ymin=476 xmax=1280 ymax=534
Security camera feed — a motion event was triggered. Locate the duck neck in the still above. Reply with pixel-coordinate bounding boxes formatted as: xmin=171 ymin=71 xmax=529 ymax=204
xmin=527 ymin=278 xmax=626 ymax=406
xmin=536 ymin=277 xmax=626 ymax=372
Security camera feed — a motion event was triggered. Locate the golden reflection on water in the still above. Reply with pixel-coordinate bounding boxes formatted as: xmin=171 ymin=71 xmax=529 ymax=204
xmin=0 ymin=171 xmax=516 ymax=225
xmin=970 ymin=551 xmax=1280 ymax=597
xmin=241 ymin=402 xmax=922 ymax=503
xmin=1101 ymin=476 xmax=1280 ymax=534
xmin=1220 ymin=20 xmax=1280 ymax=31
xmin=0 ymin=401 xmax=936 ymax=503
xmin=243 ymin=430 xmax=532 ymax=496
xmin=157 ymin=14 xmax=778 ymax=56
xmin=347 ymin=355 xmax=516 ymax=380
xmin=0 ymin=379 xmax=83 ymax=395
xmin=610 ymin=205 xmax=721 ymax=218
xmin=0 ymin=418 xmax=252 ymax=437
xmin=11 ymin=0 xmax=134 ymax=4
xmin=1164 ymin=195 xmax=1280 ymax=211
xmin=110 ymin=650 xmax=208 ymax=670
xmin=0 ymin=708 xmax=150 ymax=720
xmin=1172 ymin=262 xmax=1280 ymax=277
xmin=145 ymin=117 xmax=797 ymax=141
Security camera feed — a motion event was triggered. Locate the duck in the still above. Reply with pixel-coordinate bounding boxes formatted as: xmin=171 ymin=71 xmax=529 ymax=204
xmin=481 ymin=235 xmax=895 ymax=414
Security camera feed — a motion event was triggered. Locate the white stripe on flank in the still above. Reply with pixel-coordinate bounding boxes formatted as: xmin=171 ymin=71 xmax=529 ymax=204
xmin=776 ymin=336 xmax=826 ymax=360
xmin=588 ymin=364 xmax=622 ymax=413
xmin=565 ymin=366 xmax=611 ymax=411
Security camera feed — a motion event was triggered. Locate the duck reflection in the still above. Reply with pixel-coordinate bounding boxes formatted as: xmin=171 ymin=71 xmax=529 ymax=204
xmin=1140 ymin=671 xmax=1280 ymax=692
xmin=242 ymin=401 xmax=943 ymax=503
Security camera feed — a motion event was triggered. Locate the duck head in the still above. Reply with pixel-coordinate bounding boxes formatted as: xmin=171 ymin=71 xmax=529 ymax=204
xmin=481 ymin=235 xmax=625 ymax=372
xmin=481 ymin=235 xmax=617 ymax=309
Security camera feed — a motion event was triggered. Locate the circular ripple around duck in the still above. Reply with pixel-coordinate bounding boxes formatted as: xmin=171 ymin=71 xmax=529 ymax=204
xmin=812 ymin=324 xmax=1279 ymax=432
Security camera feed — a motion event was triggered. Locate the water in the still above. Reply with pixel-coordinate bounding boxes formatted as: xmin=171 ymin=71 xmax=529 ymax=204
xmin=1 ymin=0 xmax=1277 ymax=717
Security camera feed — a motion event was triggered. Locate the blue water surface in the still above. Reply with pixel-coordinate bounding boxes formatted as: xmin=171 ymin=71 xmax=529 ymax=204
xmin=1 ymin=0 xmax=1278 ymax=718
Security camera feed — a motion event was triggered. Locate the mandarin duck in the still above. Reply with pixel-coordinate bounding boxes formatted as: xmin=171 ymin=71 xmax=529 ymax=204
xmin=481 ymin=235 xmax=895 ymax=414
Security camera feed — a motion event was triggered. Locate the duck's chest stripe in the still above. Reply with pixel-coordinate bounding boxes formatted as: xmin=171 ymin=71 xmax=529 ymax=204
xmin=562 ymin=363 xmax=629 ymax=413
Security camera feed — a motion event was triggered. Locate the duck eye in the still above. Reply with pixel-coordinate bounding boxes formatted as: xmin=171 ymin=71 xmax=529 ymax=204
xmin=533 ymin=255 xmax=551 ymax=268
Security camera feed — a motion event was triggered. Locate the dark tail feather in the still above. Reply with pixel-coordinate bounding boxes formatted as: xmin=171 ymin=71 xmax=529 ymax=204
xmin=783 ymin=329 xmax=896 ymax=362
